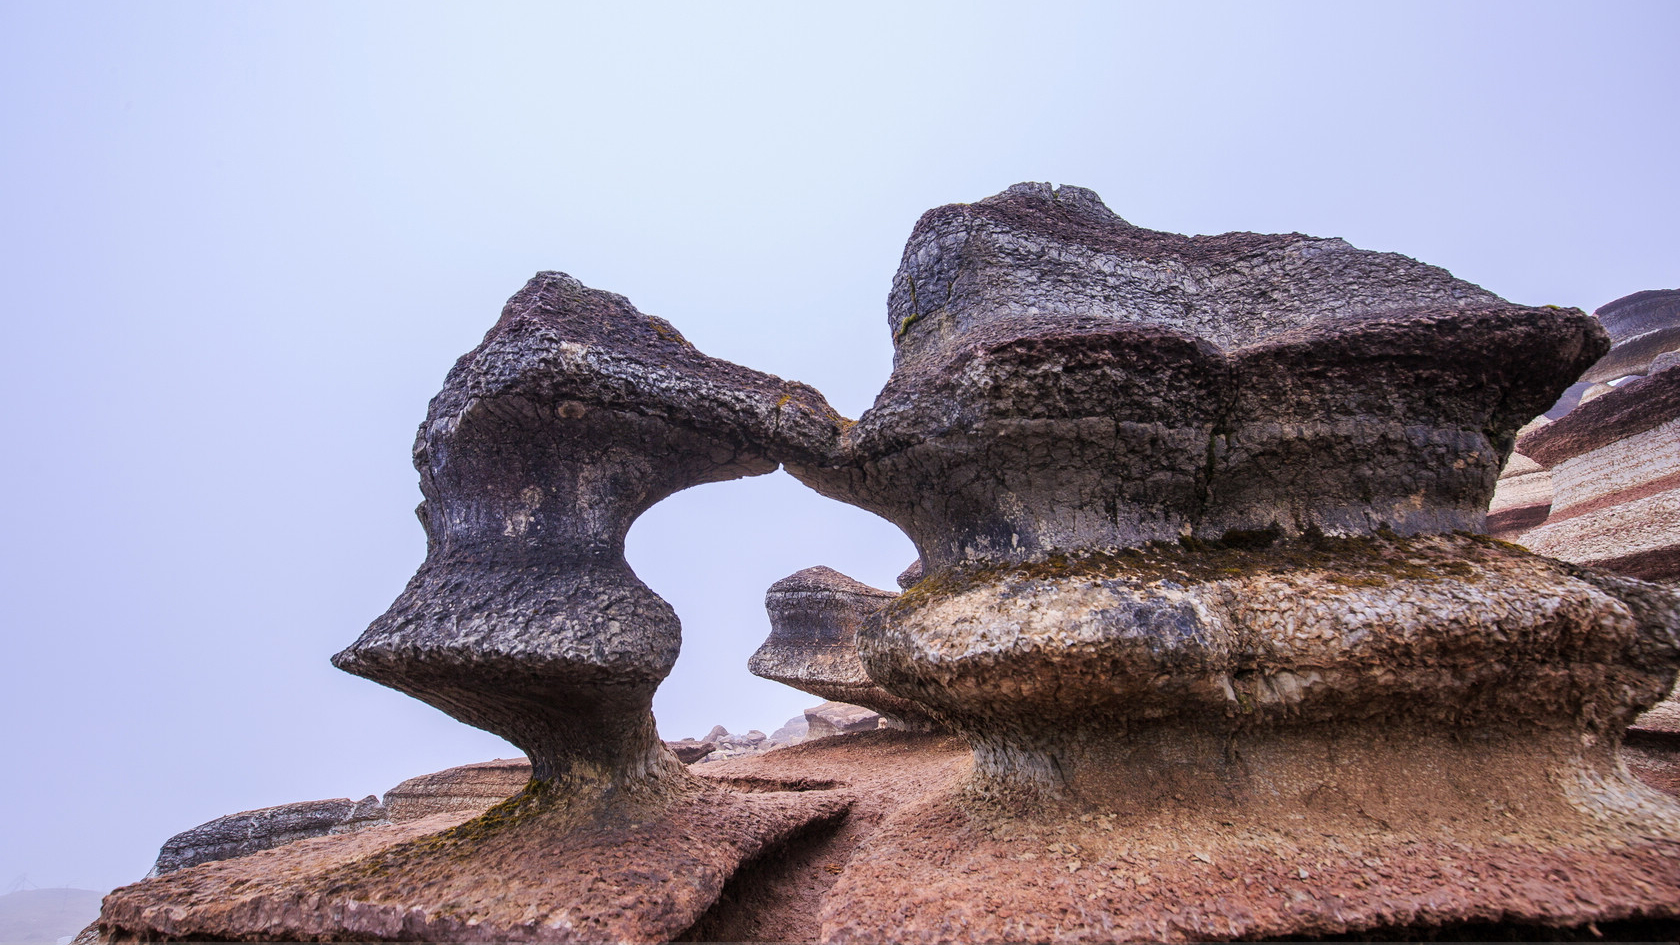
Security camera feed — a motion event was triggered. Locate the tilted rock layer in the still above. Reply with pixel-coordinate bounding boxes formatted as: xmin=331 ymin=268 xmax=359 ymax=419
xmin=1521 ymin=365 xmax=1680 ymax=582
xmin=149 ymin=796 xmax=387 ymax=876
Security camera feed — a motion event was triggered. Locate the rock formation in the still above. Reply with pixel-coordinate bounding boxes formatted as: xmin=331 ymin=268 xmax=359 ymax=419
xmin=1581 ymin=288 xmax=1680 ymax=385
xmin=149 ymin=796 xmax=387 ymax=876
xmin=1519 ymin=365 xmax=1680 ymax=582
xmin=750 ymin=566 xmax=938 ymax=729
xmin=784 ymin=183 xmax=1680 ymax=937
xmin=96 ymin=274 xmax=853 ymax=943
xmin=89 ymin=190 xmax=1680 ymax=943
xmin=332 ymin=271 xmax=841 ymax=788
xmin=381 ymin=758 xmax=532 ymax=822
xmin=803 ymin=701 xmax=883 ymax=738
xmin=1487 ymin=447 xmax=1553 ymax=541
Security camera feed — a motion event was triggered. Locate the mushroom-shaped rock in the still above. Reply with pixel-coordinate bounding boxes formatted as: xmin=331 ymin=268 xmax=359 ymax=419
xmin=97 ymin=274 xmax=856 ymax=944
xmin=334 ymin=272 xmax=841 ymax=787
xmin=1583 ymin=288 xmax=1680 ymax=384
xmin=749 ymin=566 xmax=938 ymax=730
xmin=787 ymin=184 xmax=1680 ymax=939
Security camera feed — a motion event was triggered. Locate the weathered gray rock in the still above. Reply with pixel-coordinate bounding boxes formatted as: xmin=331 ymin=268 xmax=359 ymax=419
xmin=333 ymin=272 xmax=842 ymax=788
xmin=749 ymin=566 xmax=939 ymax=730
xmin=790 ymin=182 xmax=1606 ymax=564
xmin=1582 ymin=288 xmax=1680 ymax=384
xmin=783 ymin=183 xmax=1680 ymax=936
xmin=1520 ymin=365 xmax=1680 ymax=581
xmin=803 ymin=701 xmax=883 ymax=739
xmin=150 ymin=796 xmax=387 ymax=876
xmin=381 ymin=758 xmax=531 ymax=822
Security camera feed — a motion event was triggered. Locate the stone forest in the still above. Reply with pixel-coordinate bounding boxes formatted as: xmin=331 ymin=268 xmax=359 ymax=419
xmin=83 ymin=184 xmax=1680 ymax=942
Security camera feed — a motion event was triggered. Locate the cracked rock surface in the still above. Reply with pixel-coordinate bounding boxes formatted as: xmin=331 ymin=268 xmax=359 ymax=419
xmin=333 ymin=272 xmax=841 ymax=787
xmin=750 ymin=566 xmax=939 ymax=731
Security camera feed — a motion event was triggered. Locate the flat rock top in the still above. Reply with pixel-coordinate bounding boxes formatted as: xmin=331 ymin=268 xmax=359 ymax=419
xmin=889 ymin=181 xmax=1511 ymax=362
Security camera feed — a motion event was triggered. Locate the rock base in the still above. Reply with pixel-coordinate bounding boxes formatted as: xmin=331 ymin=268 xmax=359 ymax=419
xmin=97 ymin=776 xmax=848 ymax=943
xmin=821 ymin=726 xmax=1680 ymax=942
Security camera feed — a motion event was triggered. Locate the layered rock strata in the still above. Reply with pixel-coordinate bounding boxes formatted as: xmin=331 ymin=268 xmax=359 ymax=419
xmin=785 ymin=182 xmax=1680 ymax=934
xmin=333 ymin=271 xmax=840 ymax=787
xmin=1487 ymin=449 xmax=1553 ymax=541
xmin=750 ymin=566 xmax=938 ymax=730
xmin=1519 ymin=365 xmax=1680 ymax=582
xmin=381 ymin=758 xmax=532 ymax=822
xmin=149 ymin=796 xmax=387 ymax=876
xmin=1582 ymin=288 xmax=1680 ymax=384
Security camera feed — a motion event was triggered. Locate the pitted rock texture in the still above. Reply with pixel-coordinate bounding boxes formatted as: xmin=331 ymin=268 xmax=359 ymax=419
xmin=789 ymin=182 xmax=1608 ymax=568
xmin=865 ymin=532 xmax=1680 ymax=794
xmin=1583 ymin=288 xmax=1680 ymax=384
xmin=750 ymin=566 xmax=939 ymax=730
xmin=382 ymin=758 xmax=531 ymax=822
xmin=334 ymin=272 xmax=842 ymax=785
xmin=149 ymin=796 xmax=388 ymax=876
xmin=1520 ymin=366 xmax=1680 ymax=581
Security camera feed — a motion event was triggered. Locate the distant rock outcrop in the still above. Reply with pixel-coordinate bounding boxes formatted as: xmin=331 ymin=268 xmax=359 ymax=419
xmin=750 ymin=566 xmax=939 ymax=730
xmin=149 ymin=796 xmax=387 ymax=876
xmin=803 ymin=701 xmax=883 ymax=738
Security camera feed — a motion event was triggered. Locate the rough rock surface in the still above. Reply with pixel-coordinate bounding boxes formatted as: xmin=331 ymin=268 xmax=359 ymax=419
xmin=149 ymin=796 xmax=388 ymax=876
xmin=1520 ymin=366 xmax=1680 ymax=581
xmin=781 ymin=183 xmax=1679 ymax=935
xmin=333 ymin=272 xmax=842 ymax=787
xmin=382 ymin=758 xmax=531 ymax=822
xmin=1583 ymin=288 xmax=1680 ymax=384
xmin=97 ymin=780 xmax=849 ymax=943
xmin=789 ymin=182 xmax=1608 ymax=561
xmin=750 ymin=566 xmax=939 ymax=730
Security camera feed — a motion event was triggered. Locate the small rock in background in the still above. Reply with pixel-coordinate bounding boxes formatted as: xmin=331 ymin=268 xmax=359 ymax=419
xmin=664 ymin=739 xmax=717 ymax=763
xmin=805 ymin=701 xmax=884 ymax=739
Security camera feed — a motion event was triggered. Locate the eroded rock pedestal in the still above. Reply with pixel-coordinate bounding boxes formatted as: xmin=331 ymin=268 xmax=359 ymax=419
xmin=790 ymin=183 xmax=1680 ymax=939
xmin=99 ymin=273 xmax=853 ymax=943
xmin=750 ymin=566 xmax=939 ymax=731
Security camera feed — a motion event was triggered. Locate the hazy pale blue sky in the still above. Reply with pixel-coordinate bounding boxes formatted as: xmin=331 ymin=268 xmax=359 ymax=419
xmin=2 ymin=0 xmax=1676 ymax=893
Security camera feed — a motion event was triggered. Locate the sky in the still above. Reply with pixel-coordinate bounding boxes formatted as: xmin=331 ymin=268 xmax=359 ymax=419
xmin=1 ymin=0 xmax=1676 ymax=894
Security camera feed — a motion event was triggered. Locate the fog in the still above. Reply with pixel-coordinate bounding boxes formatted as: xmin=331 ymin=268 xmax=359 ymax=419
xmin=1 ymin=0 xmax=1675 ymax=892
